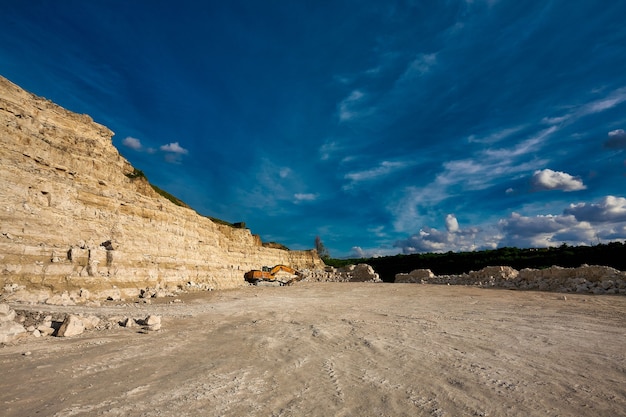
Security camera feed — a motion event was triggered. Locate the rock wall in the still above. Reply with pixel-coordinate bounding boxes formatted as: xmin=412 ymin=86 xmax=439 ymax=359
xmin=395 ymin=265 xmax=626 ymax=295
xmin=0 ymin=76 xmax=325 ymax=302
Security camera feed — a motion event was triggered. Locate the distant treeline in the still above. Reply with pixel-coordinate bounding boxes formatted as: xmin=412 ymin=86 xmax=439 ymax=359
xmin=326 ymin=242 xmax=626 ymax=283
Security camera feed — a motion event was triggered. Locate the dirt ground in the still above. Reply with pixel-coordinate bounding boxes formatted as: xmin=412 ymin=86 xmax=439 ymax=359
xmin=1 ymin=282 xmax=625 ymax=417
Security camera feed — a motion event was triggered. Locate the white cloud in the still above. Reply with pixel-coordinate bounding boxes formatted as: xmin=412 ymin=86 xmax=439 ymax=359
xmin=345 ymin=161 xmax=410 ymax=182
xmin=344 ymin=160 xmax=414 ymax=190
xmin=467 ymin=126 xmax=526 ymax=144
xmin=279 ymin=168 xmax=292 ymax=179
xmin=532 ymin=169 xmax=586 ymax=192
xmin=338 ymin=89 xmax=370 ymax=122
xmin=392 ymin=195 xmax=626 ymax=253
xmin=445 ymin=214 xmax=459 ymax=233
xmin=160 ymin=142 xmax=189 ymax=154
xmin=604 ymin=129 xmax=626 ymax=149
xmin=122 ymin=136 xmax=142 ymax=150
xmin=319 ymin=140 xmax=343 ymax=161
xmin=542 ymin=87 xmax=626 ymax=127
xmin=399 ymin=53 xmax=438 ymax=81
xmin=350 ymin=246 xmax=397 ymax=259
xmin=565 ymin=196 xmax=626 ymax=223
xmin=294 ymin=193 xmax=318 ymax=203
xmin=394 ymin=216 xmax=482 ymax=254
xmin=498 ymin=213 xmax=574 ymax=247
xmin=483 ymin=126 xmax=558 ymax=160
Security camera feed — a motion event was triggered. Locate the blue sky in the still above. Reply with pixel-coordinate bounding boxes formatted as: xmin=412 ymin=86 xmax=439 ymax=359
xmin=2 ymin=1 xmax=626 ymax=258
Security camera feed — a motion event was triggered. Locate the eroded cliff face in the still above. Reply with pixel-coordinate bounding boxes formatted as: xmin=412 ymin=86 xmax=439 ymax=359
xmin=0 ymin=76 xmax=324 ymax=301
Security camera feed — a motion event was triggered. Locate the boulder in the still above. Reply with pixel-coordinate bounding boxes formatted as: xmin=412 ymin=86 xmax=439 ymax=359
xmin=142 ymin=315 xmax=161 ymax=331
xmin=0 ymin=321 xmax=26 ymax=344
xmin=56 ymin=314 xmax=84 ymax=337
xmin=81 ymin=315 xmax=101 ymax=330
xmin=0 ymin=303 xmax=16 ymax=322
xmin=349 ymin=264 xmax=381 ymax=282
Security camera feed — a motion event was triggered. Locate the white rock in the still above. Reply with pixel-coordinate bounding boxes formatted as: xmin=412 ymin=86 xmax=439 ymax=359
xmin=121 ymin=317 xmax=135 ymax=328
xmin=143 ymin=315 xmax=161 ymax=331
xmin=0 ymin=303 xmax=16 ymax=322
xmin=56 ymin=315 xmax=84 ymax=337
xmin=37 ymin=325 xmax=55 ymax=336
xmin=0 ymin=321 xmax=27 ymax=344
xmin=81 ymin=315 xmax=100 ymax=330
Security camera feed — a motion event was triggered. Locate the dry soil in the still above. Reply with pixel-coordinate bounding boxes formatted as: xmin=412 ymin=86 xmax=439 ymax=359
xmin=1 ymin=283 xmax=625 ymax=417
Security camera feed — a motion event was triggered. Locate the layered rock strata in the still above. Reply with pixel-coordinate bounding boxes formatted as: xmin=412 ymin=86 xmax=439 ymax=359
xmin=0 ymin=76 xmax=324 ymax=302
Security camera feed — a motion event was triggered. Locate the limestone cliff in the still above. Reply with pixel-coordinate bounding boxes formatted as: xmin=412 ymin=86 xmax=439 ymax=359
xmin=0 ymin=76 xmax=324 ymax=301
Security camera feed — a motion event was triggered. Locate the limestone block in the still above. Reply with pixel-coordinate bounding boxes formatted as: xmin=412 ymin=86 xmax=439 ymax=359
xmin=349 ymin=264 xmax=380 ymax=282
xmin=0 ymin=303 xmax=16 ymax=322
xmin=142 ymin=315 xmax=161 ymax=331
xmin=82 ymin=315 xmax=101 ymax=330
xmin=56 ymin=315 xmax=84 ymax=337
xmin=0 ymin=321 xmax=26 ymax=344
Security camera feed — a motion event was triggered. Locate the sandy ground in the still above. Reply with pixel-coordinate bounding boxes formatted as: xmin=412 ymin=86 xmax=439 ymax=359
xmin=1 ymin=282 xmax=625 ymax=417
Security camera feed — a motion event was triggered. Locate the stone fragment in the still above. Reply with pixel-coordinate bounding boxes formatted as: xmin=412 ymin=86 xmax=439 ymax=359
xmin=45 ymin=292 xmax=76 ymax=306
xmin=0 ymin=321 xmax=26 ymax=344
xmin=120 ymin=317 xmax=135 ymax=328
xmin=0 ymin=303 xmax=16 ymax=322
xmin=81 ymin=315 xmax=101 ymax=330
xmin=142 ymin=315 xmax=161 ymax=331
xmin=37 ymin=325 xmax=55 ymax=336
xmin=56 ymin=315 xmax=84 ymax=337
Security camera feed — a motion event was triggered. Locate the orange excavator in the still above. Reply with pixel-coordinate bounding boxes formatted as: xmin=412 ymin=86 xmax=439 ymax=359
xmin=244 ymin=265 xmax=303 ymax=286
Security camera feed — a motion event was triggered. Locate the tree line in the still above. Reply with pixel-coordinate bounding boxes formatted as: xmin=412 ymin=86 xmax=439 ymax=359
xmin=325 ymin=242 xmax=626 ymax=283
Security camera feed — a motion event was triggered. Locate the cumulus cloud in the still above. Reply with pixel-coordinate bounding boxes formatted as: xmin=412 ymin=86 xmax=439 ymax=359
xmin=604 ymin=129 xmax=626 ymax=149
xmin=498 ymin=212 xmax=589 ymax=247
xmin=532 ymin=169 xmax=586 ymax=192
xmin=350 ymin=246 xmax=397 ymax=259
xmin=392 ymin=195 xmax=626 ymax=253
xmin=564 ymin=196 xmax=626 ymax=223
xmin=445 ymin=214 xmax=459 ymax=233
xmin=497 ymin=196 xmax=626 ymax=247
xmin=160 ymin=142 xmax=189 ymax=154
xmin=122 ymin=136 xmax=142 ymax=150
xmin=394 ymin=215 xmax=481 ymax=254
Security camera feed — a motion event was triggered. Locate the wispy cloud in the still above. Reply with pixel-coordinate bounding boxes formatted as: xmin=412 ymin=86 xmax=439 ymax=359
xmin=398 ymin=53 xmax=438 ymax=82
xmin=294 ymin=193 xmax=318 ymax=203
xmin=542 ymin=87 xmax=626 ymax=127
xmin=390 ymin=126 xmax=555 ymax=233
xmin=467 ymin=126 xmax=526 ymax=144
xmin=343 ymin=160 xmax=414 ymax=190
xmin=338 ymin=89 xmax=373 ymax=122
xmin=532 ymin=168 xmax=586 ymax=192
